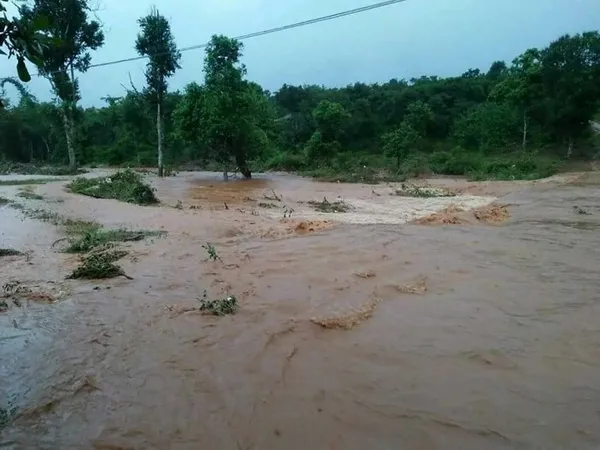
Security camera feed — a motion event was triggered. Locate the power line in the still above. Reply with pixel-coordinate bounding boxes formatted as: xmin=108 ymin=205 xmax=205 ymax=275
xmin=27 ymin=0 xmax=407 ymax=76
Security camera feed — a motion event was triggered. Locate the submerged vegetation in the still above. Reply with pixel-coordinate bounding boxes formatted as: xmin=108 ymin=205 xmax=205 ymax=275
xmin=65 ymin=228 xmax=164 ymax=253
xmin=67 ymin=250 xmax=131 ymax=280
xmin=198 ymin=291 xmax=238 ymax=316
xmin=68 ymin=170 xmax=158 ymax=205
xmin=307 ymin=197 xmax=352 ymax=213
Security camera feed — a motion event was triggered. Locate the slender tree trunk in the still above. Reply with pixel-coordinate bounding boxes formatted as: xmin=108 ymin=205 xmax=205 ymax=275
xmin=60 ymin=108 xmax=76 ymax=169
xmin=235 ymin=153 xmax=252 ymax=179
xmin=42 ymin=138 xmax=50 ymax=161
xmin=522 ymin=111 xmax=528 ymax=150
xmin=157 ymin=101 xmax=164 ymax=177
xmin=567 ymin=135 xmax=574 ymax=159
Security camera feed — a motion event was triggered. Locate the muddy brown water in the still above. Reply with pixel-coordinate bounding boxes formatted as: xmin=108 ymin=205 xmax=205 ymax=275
xmin=1 ymin=171 xmax=600 ymax=449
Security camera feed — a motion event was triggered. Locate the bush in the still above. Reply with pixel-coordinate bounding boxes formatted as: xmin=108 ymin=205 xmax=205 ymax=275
xmin=263 ymin=151 xmax=306 ymax=171
xmin=68 ymin=170 xmax=158 ymax=205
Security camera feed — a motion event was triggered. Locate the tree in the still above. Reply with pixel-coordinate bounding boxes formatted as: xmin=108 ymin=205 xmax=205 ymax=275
xmin=20 ymin=0 xmax=104 ymax=169
xmin=540 ymin=32 xmax=600 ymax=156
xmin=382 ymin=122 xmax=421 ymax=171
xmin=490 ymin=49 xmax=543 ymax=149
xmin=199 ymin=35 xmax=270 ymax=179
xmin=135 ymin=7 xmax=181 ymax=177
xmin=305 ymin=100 xmax=349 ymax=162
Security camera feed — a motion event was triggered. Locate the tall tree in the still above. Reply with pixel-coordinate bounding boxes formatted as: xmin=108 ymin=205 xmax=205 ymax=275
xmin=20 ymin=0 xmax=104 ymax=169
xmin=490 ymin=49 xmax=543 ymax=149
xmin=540 ymin=32 xmax=600 ymax=156
xmin=135 ymin=7 xmax=181 ymax=177
xmin=199 ymin=35 xmax=269 ymax=179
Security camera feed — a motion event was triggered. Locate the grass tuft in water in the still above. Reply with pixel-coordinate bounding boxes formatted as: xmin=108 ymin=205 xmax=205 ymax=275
xmin=0 ymin=249 xmax=23 ymax=257
xmin=198 ymin=291 xmax=238 ymax=316
xmin=307 ymin=197 xmax=352 ymax=213
xmin=67 ymin=251 xmax=131 ymax=280
xmin=65 ymin=228 xmax=165 ymax=253
xmin=393 ymin=184 xmax=456 ymax=198
xmin=202 ymin=243 xmax=223 ymax=263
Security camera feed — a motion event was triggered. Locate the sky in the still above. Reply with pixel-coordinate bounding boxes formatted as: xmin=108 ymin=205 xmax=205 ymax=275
xmin=1 ymin=0 xmax=600 ymax=107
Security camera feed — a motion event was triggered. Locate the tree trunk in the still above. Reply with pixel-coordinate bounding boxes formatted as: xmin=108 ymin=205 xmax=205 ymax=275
xmin=157 ymin=101 xmax=164 ymax=177
xmin=42 ymin=138 xmax=50 ymax=161
xmin=567 ymin=136 xmax=574 ymax=159
xmin=235 ymin=154 xmax=252 ymax=179
xmin=60 ymin=108 xmax=76 ymax=169
xmin=522 ymin=111 xmax=528 ymax=150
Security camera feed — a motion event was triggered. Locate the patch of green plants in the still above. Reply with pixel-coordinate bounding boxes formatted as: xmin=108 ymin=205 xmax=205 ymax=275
xmin=0 ymin=162 xmax=85 ymax=177
xmin=65 ymin=228 xmax=165 ymax=253
xmin=198 ymin=291 xmax=238 ymax=316
xmin=202 ymin=243 xmax=223 ymax=263
xmin=308 ymin=197 xmax=352 ymax=213
xmin=67 ymin=250 xmax=131 ymax=280
xmin=16 ymin=186 xmax=44 ymax=200
xmin=0 ymin=196 xmax=11 ymax=206
xmin=394 ymin=183 xmax=456 ymax=198
xmin=0 ymin=248 xmax=23 ymax=257
xmin=258 ymin=202 xmax=279 ymax=209
xmin=428 ymin=148 xmax=560 ymax=181
xmin=68 ymin=170 xmax=159 ymax=205
xmin=0 ymin=178 xmax=67 ymax=186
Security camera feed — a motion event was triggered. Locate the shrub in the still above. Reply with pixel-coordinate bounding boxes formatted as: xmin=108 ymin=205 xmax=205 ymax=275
xmin=68 ymin=170 xmax=158 ymax=205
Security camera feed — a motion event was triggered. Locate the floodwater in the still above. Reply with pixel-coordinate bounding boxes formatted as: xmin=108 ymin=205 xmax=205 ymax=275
xmin=1 ymin=171 xmax=600 ymax=449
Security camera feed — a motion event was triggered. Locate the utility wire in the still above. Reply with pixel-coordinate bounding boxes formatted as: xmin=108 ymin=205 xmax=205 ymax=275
xmin=25 ymin=0 xmax=407 ymax=76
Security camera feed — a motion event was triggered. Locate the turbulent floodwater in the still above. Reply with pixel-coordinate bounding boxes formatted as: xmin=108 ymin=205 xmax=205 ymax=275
xmin=1 ymin=171 xmax=600 ymax=449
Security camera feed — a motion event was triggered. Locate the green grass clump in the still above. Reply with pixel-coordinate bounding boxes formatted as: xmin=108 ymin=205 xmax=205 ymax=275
xmin=68 ymin=170 xmax=158 ymax=205
xmin=198 ymin=291 xmax=238 ymax=316
xmin=67 ymin=250 xmax=130 ymax=280
xmin=0 ymin=178 xmax=67 ymax=186
xmin=65 ymin=228 xmax=165 ymax=253
xmin=0 ymin=196 xmax=11 ymax=206
xmin=0 ymin=248 xmax=23 ymax=257
xmin=16 ymin=186 xmax=44 ymax=200
xmin=308 ymin=197 xmax=352 ymax=213
xmin=428 ymin=148 xmax=560 ymax=180
xmin=0 ymin=162 xmax=84 ymax=176
xmin=394 ymin=183 xmax=456 ymax=198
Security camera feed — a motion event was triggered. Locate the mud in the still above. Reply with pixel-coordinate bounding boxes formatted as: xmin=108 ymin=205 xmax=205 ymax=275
xmin=1 ymin=170 xmax=600 ymax=449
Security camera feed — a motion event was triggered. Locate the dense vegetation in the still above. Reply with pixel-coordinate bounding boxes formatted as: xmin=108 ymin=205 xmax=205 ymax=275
xmin=1 ymin=2 xmax=599 ymax=180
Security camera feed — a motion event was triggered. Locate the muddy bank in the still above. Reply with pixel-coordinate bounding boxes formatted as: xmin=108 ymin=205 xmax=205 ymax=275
xmin=1 ymin=171 xmax=600 ymax=449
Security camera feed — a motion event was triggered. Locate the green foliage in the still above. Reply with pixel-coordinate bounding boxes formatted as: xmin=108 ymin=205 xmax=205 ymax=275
xmin=0 ymin=248 xmax=23 ymax=257
xmin=20 ymin=0 xmax=104 ymax=169
xmin=198 ymin=291 xmax=238 ymax=316
xmin=65 ymin=228 xmax=164 ymax=253
xmin=2 ymin=30 xmax=600 ymax=182
xmin=68 ymin=170 xmax=158 ymax=205
xmin=202 ymin=242 xmax=223 ymax=263
xmin=135 ymin=7 xmax=181 ymax=176
xmin=0 ymin=0 xmax=49 ymax=104
xmin=452 ymin=102 xmax=520 ymax=152
xmin=307 ymin=197 xmax=351 ymax=213
xmin=67 ymin=250 xmax=129 ymax=280
xmin=394 ymin=184 xmax=456 ymax=198
xmin=0 ymin=161 xmax=83 ymax=176
xmin=176 ymin=35 xmax=272 ymax=179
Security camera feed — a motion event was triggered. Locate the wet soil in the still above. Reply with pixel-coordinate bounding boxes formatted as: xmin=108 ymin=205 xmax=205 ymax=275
xmin=1 ymin=171 xmax=600 ymax=449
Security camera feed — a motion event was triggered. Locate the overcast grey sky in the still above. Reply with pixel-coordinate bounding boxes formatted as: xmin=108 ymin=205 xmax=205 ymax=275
xmin=2 ymin=0 xmax=600 ymax=106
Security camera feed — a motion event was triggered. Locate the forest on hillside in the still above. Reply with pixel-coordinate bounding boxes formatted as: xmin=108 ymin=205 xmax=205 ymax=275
xmin=1 ymin=0 xmax=600 ymax=181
